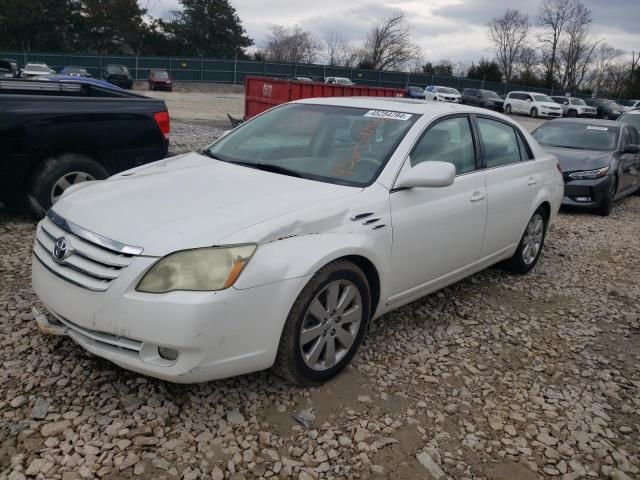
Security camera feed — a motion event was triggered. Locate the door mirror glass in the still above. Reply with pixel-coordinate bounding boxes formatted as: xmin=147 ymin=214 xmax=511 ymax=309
xmin=623 ymin=144 xmax=640 ymax=154
xmin=395 ymin=161 xmax=455 ymax=189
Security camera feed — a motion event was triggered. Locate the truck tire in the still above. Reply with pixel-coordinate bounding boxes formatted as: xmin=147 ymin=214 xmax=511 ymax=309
xmin=27 ymin=154 xmax=108 ymax=218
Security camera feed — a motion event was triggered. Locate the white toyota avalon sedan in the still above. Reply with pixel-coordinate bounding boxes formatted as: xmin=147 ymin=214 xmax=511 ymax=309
xmin=31 ymin=98 xmax=563 ymax=385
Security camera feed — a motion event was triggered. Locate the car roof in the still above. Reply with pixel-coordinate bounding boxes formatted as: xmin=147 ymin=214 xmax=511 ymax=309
xmin=544 ymin=118 xmax=621 ymax=128
xmin=295 ymin=96 xmax=509 ymax=117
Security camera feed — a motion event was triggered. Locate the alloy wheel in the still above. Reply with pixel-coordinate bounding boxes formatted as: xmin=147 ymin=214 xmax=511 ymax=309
xmin=522 ymin=213 xmax=544 ymax=265
xmin=299 ymin=280 xmax=363 ymax=371
xmin=50 ymin=171 xmax=95 ymax=205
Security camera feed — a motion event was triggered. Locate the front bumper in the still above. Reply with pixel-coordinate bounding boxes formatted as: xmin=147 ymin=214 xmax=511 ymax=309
xmin=562 ymin=175 xmax=611 ymax=208
xmin=539 ymin=110 xmax=563 ymax=118
xmin=32 ymin=254 xmax=309 ymax=383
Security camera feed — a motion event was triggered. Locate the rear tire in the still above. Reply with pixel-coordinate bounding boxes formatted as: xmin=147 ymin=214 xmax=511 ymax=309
xmin=505 ymin=104 xmax=512 ymax=114
xmin=27 ymin=154 xmax=108 ymax=218
xmin=273 ymin=260 xmax=371 ymax=386
xmin=530 ymin=107 xmax=538 ymax=118
xmin=503 ymin=207 xmax=548 ymax=274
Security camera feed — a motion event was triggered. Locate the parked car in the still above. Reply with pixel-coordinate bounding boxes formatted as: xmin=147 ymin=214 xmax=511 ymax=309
xmin=59 ymin=66 xmax=91 ymax=77
xmin=618 ymin=109 xmax=640 ymax=132
xmin=461 ymin=88 xmax=504 ymax=111
xmin=532 ymin=118 xmax=640 ymax=215
xmin=503 ymin=91 xmax=563 ymax=118
xmin=584 ymin=98 xmax=623 ymax=120
xmin=424 ymin=85 xmax=461 ymax=103
xmin=31 ymin=98 xmax=563 ymax=385
xmin=404 ymin=85 xmax=425 ymax=99
xmin=0 ymin=58 xmax=19 ymax=78
xmin=550 ymin=96 xmax=597 ymax=118
xmin=324 ymin=76 xmax=354 ymax=85
xmin=619 ymin=99 xmax=640 ymax=112
xmin=37 ymin=75 xmax=123 ymax=90
xmin=291 ymin=76 xmax=313 ymax=82
xmin=0 ymin=78 xmax=169 ymax=216
xmin=148 ymin=70 xmax=173 ymax=91
xmin=104 ymin=64 xmax=133 ymax=89
xmin=21 ymin=62 xmax=55 ymax=78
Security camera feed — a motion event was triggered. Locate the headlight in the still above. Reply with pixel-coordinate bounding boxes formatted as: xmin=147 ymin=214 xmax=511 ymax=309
xmin=568 ymin=167 xmax=609 ymax=180
xmin=137 ymin=244 xmax=256 ymax=293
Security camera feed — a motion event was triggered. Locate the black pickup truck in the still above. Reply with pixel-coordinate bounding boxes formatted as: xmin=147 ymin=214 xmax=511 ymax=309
xmin=0 ymin=78 xmax=169 ymax=216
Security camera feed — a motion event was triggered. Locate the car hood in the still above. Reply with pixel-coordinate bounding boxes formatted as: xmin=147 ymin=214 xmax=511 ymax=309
xmin=538 ymin=101 xmax=561 ymax=109
xmin=52 ymin=152 xmax=361 ymax=256
xmin=542 ymin=146 xmax=613 ymax=172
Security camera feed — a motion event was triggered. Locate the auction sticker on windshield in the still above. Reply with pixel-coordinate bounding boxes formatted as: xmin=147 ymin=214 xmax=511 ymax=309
xmin=364 ymin=110 xmax=413 ymax=121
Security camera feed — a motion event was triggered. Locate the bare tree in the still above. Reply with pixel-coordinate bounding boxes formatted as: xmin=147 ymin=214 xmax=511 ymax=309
xmin=323 ymin=32 xmax=357 ymax=67
xmin=488 ymin=9 xmax=530 ymax=83
xmin=591 ymin=43 xmax=624 ymax=96
xmin=360 ymin=14 xmax=421 ymax=70
xmin=556 ymin=2 xmax=599 ymax=93
xmin=264 ymin=25 xmax=321 ymax=64
xmin=537 ymin=0 xmax=578 ymax=88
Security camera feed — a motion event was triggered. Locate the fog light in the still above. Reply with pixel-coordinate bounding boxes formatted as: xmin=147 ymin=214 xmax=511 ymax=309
xmin=575 ymin=196 xmax=591 ymax=202
xmin=158 ymin=347 xmax=179 ymax=361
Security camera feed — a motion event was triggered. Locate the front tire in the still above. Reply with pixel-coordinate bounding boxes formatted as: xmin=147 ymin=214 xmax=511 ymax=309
xmin=505 ymin=104 xmax=512 ymax=114
xmin=530 ymin=107 xmax=538 ymax=118
xmin=503 ymin=208 xmax=547 ymax=274
xmin=597 ymin=176 xmax=616 ymax=216
xmin=27 ymin=154 xmax=108 ymax=218
xmin=273 ymin=260 xmax=371 ymax=386
xmin=567 ymin=109 xmax=577 ymax=118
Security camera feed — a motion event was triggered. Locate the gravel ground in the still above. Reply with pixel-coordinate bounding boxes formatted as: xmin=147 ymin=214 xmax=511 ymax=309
xmin=1 ymin=126 xmax=639 ymax=480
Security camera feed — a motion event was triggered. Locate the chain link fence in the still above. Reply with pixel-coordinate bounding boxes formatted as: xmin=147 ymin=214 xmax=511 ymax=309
xmin=2 ymin=51 xmax=578 ymax=96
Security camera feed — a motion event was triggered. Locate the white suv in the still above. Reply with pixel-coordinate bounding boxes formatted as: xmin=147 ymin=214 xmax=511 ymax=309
xmin=32 ymin=99 xmax=563 ymax=385
xmin=504 ymin=91 xmax=563 ymax=118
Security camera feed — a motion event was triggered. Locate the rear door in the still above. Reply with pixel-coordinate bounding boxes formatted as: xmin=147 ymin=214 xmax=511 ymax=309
xmin=475 ymin=115 xmax=540 ymax=258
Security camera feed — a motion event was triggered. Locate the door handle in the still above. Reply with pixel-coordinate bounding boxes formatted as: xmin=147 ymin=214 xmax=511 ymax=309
xmin=470 ymin=191 xmax=486 ymax=202
xmin=527 ymin=177 xmax=537 ymax=186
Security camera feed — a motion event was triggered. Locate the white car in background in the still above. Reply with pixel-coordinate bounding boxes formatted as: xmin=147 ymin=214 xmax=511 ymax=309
xmin=424 ymin=85 xmax=461 ymax=103
xmin=619 ymin=99 xmax=640 ymax=112
xmin=504 ymin=91 xmax=563 ymax=118
xmin=21 ymin=62 xmax=55 ymax=78
xmin=550 ymin=96 xmax=597 ymax=118
xmin=32 ymin=98 xmax=563 ymax=385
xmin=324 ymin=76 xmax=354 ymax=85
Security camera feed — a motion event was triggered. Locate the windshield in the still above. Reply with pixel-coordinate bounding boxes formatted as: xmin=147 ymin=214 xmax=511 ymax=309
xmin=107 ymin=65 xmax=129 ymax=74
xmin=152 ymin=71 xmax=169 ymax=79
xmin=533 ymin=123 xmax=618 ymax=151
xmin=619 ymin=113 xmax=640 ymax=131
xmin=481 ymin=90 xmax=501 ymax=99
xmin=207 ymin=103 xmax=418 ymax=187
xmin=533 ymin=94 xmax=554 ymax=103
xmin=27 ymin=64 xmax=49 ymax=72
xmin=436 ymin=87 xmax=458 ymax=94
xmin=603 ymin=100 xmax=622 ymax=109
xmin=570 ymin=98 xmax=586 ymax=106
xmin=335 ymin=78 xmax=352 ymax=84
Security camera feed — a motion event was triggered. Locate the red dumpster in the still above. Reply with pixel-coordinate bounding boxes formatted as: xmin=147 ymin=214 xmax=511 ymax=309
xmin=244 ymin=76 xmax=405 ymax=120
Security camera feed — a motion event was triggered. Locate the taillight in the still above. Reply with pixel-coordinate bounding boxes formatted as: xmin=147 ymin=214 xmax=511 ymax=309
xmin=153 ymin=111 xmax=170 ymax=140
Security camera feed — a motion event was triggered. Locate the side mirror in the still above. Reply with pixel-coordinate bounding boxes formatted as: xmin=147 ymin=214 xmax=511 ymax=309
xmin=394 ymin=161 xmax=455 ymax=189
xmin=623 ymin=144 xmax=640 ymax=154
xmin=526 ymin=98 xmax=532 ymax=102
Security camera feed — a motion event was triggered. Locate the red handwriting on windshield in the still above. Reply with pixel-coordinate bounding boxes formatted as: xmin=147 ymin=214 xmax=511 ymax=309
xmin=333 ymin=120 xmax=381 ymax=177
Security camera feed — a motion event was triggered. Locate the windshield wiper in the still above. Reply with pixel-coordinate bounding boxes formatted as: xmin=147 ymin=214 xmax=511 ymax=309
xmin=228 ymin=161 xmax=304 ymax=178
xmin=202 ymin=150 xmax=226 ymax=161
xmin=546 ymin=144 xmax=585 ymax=150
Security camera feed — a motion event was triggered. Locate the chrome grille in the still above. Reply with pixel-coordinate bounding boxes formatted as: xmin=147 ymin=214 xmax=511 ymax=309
xmin=33 ymin=214 xmax=140 ymax=292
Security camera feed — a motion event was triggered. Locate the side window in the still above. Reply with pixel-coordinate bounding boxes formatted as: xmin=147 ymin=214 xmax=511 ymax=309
xmin=410 ymin=117 xmax=476 ymax=175
xmin=517 ymin=133 xmax=533 ymax=160
xmin=629 ymin=127 xmax=640 ymax=145
xmin=621 ymin=127 xmax=633 ymax=148
xmin=477 ymin=118 xmax=522 ymax=167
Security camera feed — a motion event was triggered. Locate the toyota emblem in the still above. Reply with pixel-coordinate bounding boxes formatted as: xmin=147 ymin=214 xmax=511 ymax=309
xmin=52 ymin=237 xmax=71 ymax=263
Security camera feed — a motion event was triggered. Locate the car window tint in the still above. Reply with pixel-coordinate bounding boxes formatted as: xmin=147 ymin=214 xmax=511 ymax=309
xmin=411 ymin=117 xmax=476 ymax=174
xmin=517 ymin=133 xmax=532 ymax=160
xmin=477 ymin=118 xmax=521 ymax=167
xmin=621 ymin=127 xmax=633 ymax=148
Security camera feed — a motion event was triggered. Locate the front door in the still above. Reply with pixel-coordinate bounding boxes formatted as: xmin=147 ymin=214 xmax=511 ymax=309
xmin=389 ymin=115 xmax=487 ymax=302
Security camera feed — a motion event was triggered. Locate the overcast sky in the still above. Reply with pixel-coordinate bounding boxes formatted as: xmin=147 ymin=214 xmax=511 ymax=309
xmin=142 ymin=0 xmax=640 ymax=63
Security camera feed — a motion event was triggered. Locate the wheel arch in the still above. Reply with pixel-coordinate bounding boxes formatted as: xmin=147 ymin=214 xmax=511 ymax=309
xmin=339 ymin=254 xmax=381 ymax=319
